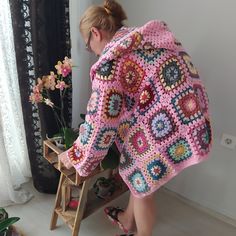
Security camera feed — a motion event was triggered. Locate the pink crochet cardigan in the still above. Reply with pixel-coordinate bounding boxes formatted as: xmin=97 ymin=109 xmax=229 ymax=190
xmin=65 ymin=20 xmax=213 ymax=198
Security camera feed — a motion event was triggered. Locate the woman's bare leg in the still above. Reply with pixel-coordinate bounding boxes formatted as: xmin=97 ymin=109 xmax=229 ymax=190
xmin=118 ymin=192 xmax=136 ymax=232
xmin=133 ymin=193 xmax=156 ymax=236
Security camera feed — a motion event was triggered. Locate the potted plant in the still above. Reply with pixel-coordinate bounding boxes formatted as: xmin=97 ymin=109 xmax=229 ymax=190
xmin=29 ymin=57 xmax=78 ymax=149
xmin=0 ymin=208 xmax=20 ymax=236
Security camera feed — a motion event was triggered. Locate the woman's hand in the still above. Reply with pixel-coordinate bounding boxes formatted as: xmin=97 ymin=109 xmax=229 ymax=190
xmin=58 ymin=151 xmax=73 ymax=169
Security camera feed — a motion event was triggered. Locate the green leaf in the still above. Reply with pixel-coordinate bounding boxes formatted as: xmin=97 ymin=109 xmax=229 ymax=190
xmin=64 ymin=128 xmax=78 ymax=149
xmin=0 ymin=217 xmax=20 ymax=233
xmin=80 ymin=113 xmax=86 ymax=120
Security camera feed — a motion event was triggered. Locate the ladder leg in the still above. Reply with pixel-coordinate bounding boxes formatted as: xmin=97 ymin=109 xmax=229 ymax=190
xmin=72 ymin=178 xmax=92 ymax=236
xmin=50 ymin=173 xmax=66 ymax=230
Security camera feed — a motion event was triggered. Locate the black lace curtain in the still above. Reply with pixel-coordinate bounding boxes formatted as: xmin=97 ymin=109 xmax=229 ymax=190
xmin=9 ymin=0 xmax=72 ymax=193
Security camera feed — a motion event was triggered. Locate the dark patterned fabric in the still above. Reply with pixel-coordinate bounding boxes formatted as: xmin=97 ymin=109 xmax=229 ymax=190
xmin=9 ymin=0 xmax=71 ymax=193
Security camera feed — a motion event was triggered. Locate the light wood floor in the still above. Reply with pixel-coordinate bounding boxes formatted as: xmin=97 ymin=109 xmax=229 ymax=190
xmin=5 ymin=181 xmax=236 ymax=236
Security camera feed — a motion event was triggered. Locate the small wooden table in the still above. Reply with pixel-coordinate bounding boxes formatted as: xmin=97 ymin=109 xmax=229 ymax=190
xmin=43 ymin=140 xmax=128 ymax=236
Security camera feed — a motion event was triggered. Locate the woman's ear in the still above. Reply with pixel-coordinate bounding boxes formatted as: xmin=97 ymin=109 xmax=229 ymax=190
xmin=91 ymin=27 xmax=102 ymax=42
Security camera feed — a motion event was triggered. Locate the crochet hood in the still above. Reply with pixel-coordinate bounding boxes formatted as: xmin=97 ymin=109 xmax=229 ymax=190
xmin=91 ymin=20 xmax=181 ymax=75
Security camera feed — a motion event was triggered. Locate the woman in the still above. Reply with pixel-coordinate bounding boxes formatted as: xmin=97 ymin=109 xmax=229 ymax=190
xmin=59 ymin=1 xmax=213 ymax=236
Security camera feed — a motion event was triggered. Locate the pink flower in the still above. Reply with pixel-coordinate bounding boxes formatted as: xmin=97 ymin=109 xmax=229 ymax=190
xmin=29 ymin=92 xmax=43 ymax=103
xmin=37 ymin=78 xmax=44 ymax=91
xmin=43 ymin=72 xmax=56 ymax=90
xmin=63 ymin=57 xmax=72 ymax=67
xmin=33 ymin=85 xmax=41 ymax=94
xmin=55 ymin=57 xmax=72 ymax=77
xmin=61 ymin=65 xmax=71 ymax=77
xmin=55 ymin=61 xmax=63 ymax=75
xmin=44 ymin=98 xmax=54 ymax=108
xmin=55 ymin=80 xmax=69 ymax=90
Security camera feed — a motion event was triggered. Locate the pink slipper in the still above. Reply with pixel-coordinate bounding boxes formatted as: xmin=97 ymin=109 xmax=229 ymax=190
xmin=104 ymin=206 xmax=131 ymax=234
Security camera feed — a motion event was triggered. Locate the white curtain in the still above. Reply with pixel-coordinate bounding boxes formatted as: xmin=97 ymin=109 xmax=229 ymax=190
xmin=0 ymin=0 xmax=33 ymax=206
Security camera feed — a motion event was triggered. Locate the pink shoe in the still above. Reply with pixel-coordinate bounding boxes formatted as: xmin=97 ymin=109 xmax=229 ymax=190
xmin=104 ymin=206 xmax=132 ymax=234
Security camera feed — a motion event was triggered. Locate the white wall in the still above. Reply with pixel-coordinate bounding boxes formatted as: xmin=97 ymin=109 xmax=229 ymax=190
xmin=118 ymin=0 xmax=236 ymax=221
xmin=69 ymin=0 xmax=102 ymax=128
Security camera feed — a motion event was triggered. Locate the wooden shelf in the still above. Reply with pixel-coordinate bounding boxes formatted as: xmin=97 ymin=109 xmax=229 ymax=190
xmin=54 ymin=181 xmax=128 ymax=224
xmin=55 ymin=207 xmax=74 ymax=230
xmin=43 ymin=140 xmax=128 ymax=236
xmin=84 ymin=181 xmax=128 ymax=219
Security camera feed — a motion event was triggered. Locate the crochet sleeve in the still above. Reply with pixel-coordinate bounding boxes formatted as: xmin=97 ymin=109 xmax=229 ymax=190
xmin=65 ymin=62 xmax=123 ymax=176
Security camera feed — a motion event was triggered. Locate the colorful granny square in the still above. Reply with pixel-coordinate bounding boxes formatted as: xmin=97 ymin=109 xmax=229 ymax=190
xmin=137 ymin=79 xmax=160 ymax=115
xmin=171 ymin=87 xmax=203 ymax=125
xmin=188 ymin=118 xmax=212 ymax=156
xmin=136 ymin=43 xmax=165 ymax=64
xmin=104 ymin=89 xmax=123 ymax=120
xmin=146 ymin=157 xmax=169 ymax=181
xmin=193 ymin=83 xmax=208 ymax=114
xmin=124 ymin=94 xmax=136 ymax=111
xmin=179 ymin=51 xmax=199 ymax=79
xmin=79 ymin=121 xmax=93 ymax=145
xmin=128 ymin=169 xmax=150 ymax=193
xmin=166 ymin=137 xmax=193 ymax=164
xmin=148 ymin=108 xmax=177 ymax=144
xmin=87 ymin=89 xmax=99 ymax=115
xmin=120 ymin=59 xmax=145 ymax=93
xmin=114 ymin=31 xmax=143 ymax=57
xmin=129 ymin=128 xmax=151 ymax=156
xmin=119 ymin=147 xmax=134 ymax=171
xmin=68 ymin=144 xmax=84 ymax=165
xmin=96 ymin=59 xmax=117 ymax=81
xmin=158 ymin=55 xmax=187 ymax=91
xmin=95 ymin=127 xmax=117 ymax=151
xmin=117 ymin=121 xmax=130 ymax=144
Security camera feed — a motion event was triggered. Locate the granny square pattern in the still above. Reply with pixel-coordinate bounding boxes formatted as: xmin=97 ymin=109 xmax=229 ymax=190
xmin=128 ymin=169 xmax=150 ymax=194
xmin=171 ymin=87 xmax=203 ymax=125
xmin=129 ymin=127 xmax=150 ymax=156
xmin=117 ymin=120 xmax=130 ymax=145
xmin=136 ymin=43 xmax=165 ymax=64
xmin=166 ymin=137 xmax=193 ymax=164
xmin=120 ymin=58 xmax=145 ymax=93
xmin=124 ymin=94 xmax=136 ymax=111
xmin=146 ymin=157 xmax=168 ymax=181
xmin=95 ymin=127 xmax=117 ymax=151
xmin=193 ymin=83 xmax=208 ymax=114
xmin=148 ymin=108 xmax=178 ymax=144
xmin=79 ymin=121 xmax=93 ymax=145
xmin=96 ymin=59 xmax=117 ymax=81
xmin=188 ymin=118 xmax=212 ymax=156
xmin=179 ymin=51 xmax=199 ymax=79
xmin=104 ymin=89 xmax=123 ymax=120
xmin=137 ymin=79 xmax=160 ymax=115
xmin=87 ymin=89 xmax=99 ymax=115
xmin=158 ymin=55 xmax=187 ymax=91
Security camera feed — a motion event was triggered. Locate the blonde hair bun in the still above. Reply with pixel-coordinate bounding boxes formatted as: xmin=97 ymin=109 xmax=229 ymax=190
xmin=80 ymin=0 xmax=127 ymax=37
xmin=103 ymin=0 xmax=127 ymax=22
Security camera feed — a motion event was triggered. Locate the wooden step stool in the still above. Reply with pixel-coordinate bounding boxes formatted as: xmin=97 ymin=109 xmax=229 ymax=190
xmin=43 ymin=140 xmax=128 ymax=236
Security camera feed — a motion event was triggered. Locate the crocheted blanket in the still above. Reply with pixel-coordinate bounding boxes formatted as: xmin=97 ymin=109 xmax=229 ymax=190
xmin=66 ymin=20 xmax=213 ymax=198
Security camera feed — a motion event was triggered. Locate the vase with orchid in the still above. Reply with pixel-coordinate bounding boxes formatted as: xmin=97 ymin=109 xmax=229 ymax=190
xmin=29 ymin=57 xmax=78 ymax=149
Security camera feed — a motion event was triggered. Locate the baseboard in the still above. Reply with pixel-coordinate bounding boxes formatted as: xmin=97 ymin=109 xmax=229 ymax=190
xmin=162 ymin=187 xmax=236 ymax=228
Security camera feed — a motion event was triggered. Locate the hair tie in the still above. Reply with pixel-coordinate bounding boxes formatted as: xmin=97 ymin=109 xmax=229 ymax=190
xmin=104 ymin=7 xmax=111 ymax=15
